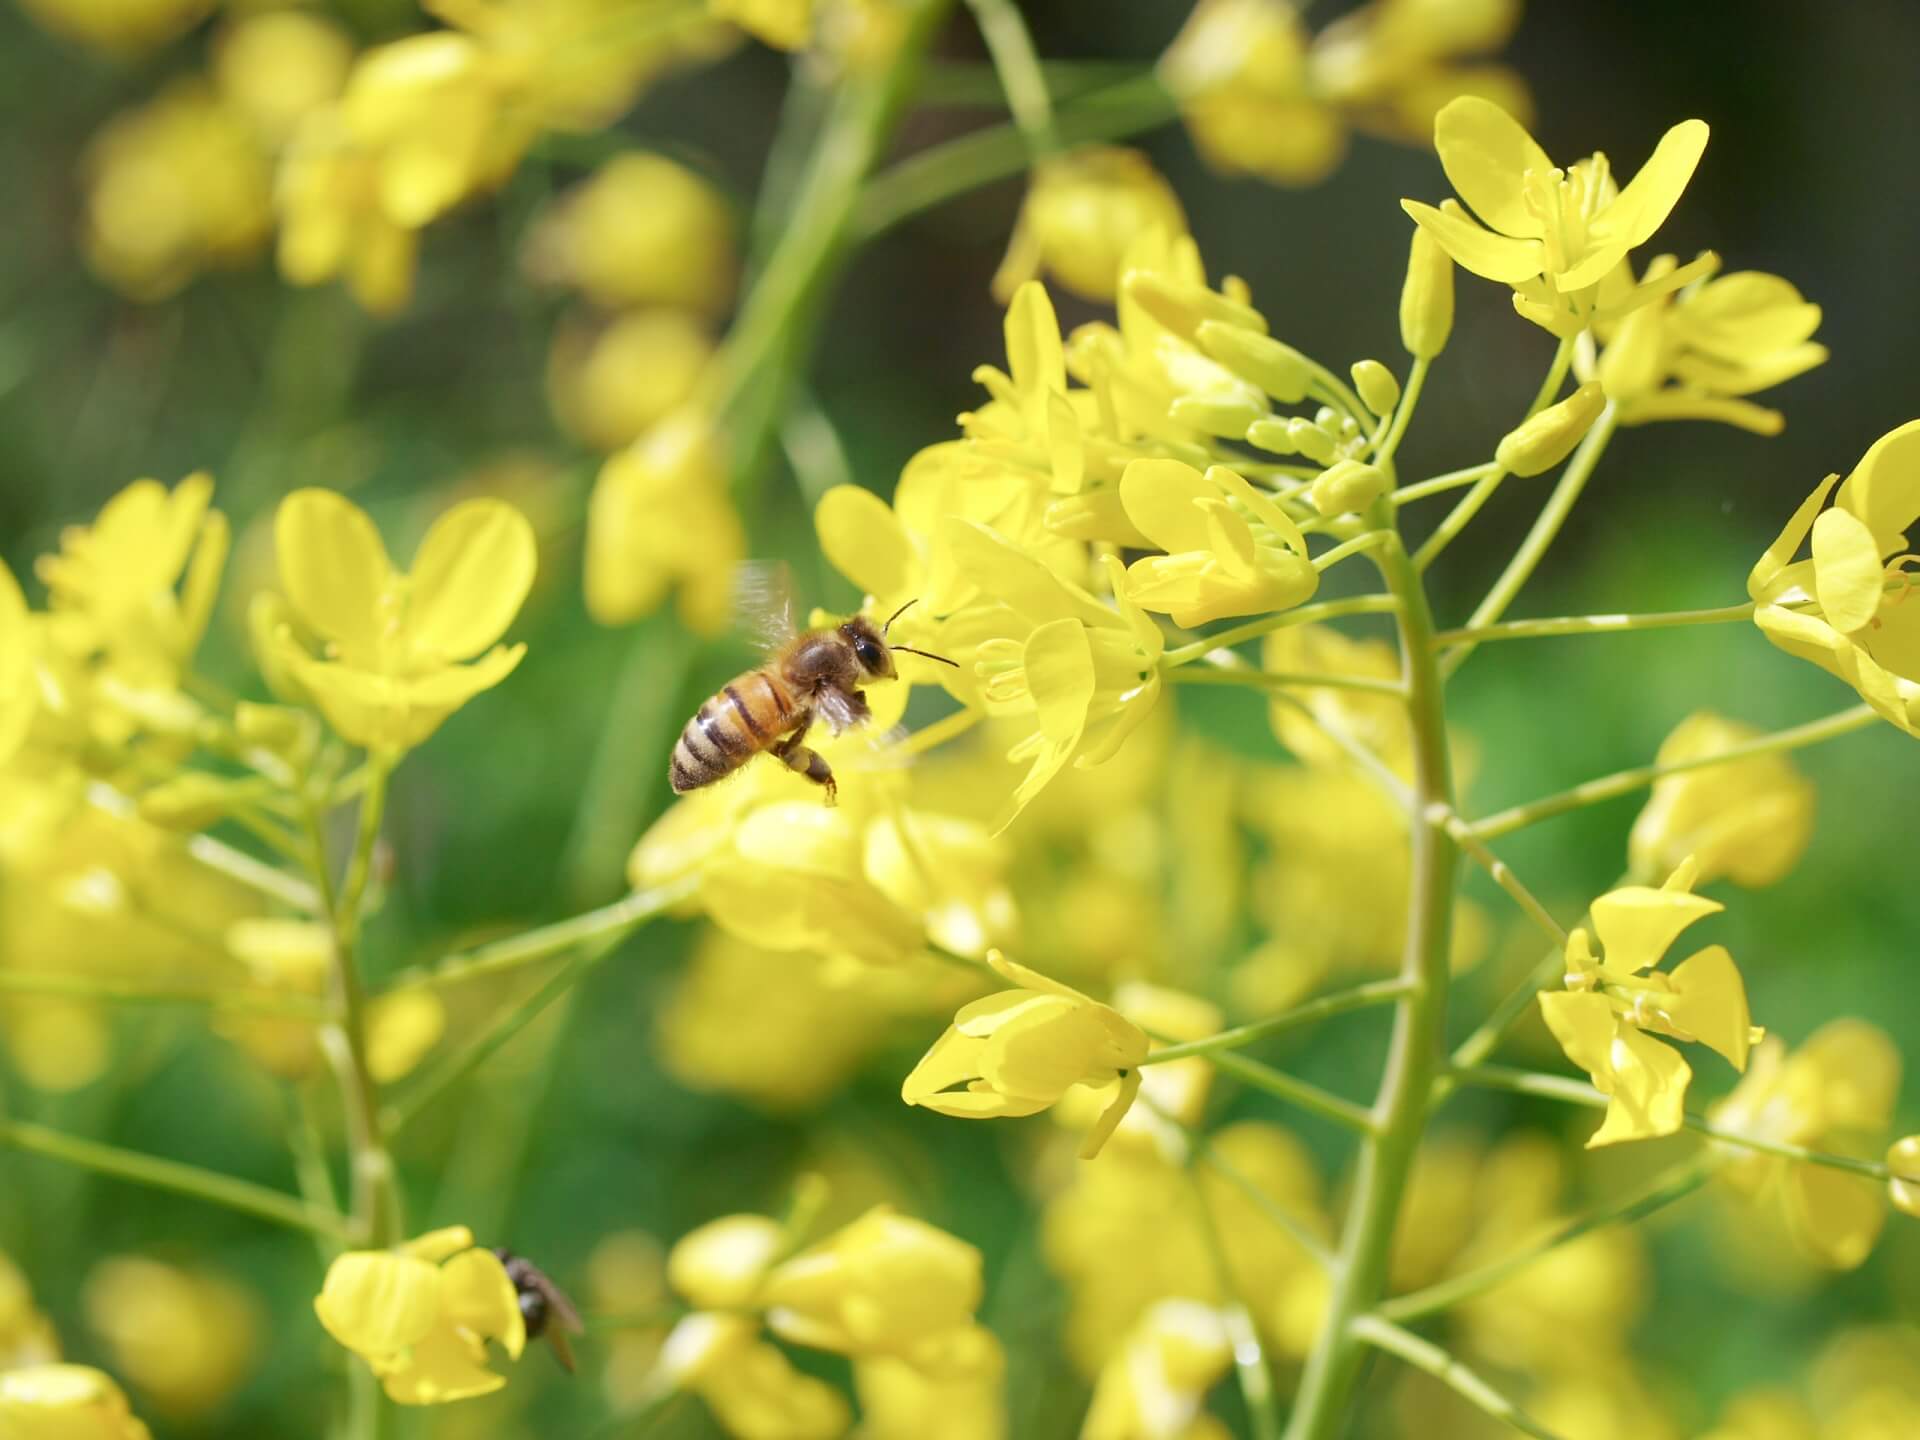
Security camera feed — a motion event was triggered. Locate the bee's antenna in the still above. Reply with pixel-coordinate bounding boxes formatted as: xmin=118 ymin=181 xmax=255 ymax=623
xmin=890 ymin=645 xmax=959 ymax=668
xmin=881 ymin=597 xmax=919 ymax=636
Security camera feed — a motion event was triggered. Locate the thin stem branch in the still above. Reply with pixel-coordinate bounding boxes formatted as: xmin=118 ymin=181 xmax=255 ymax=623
xmin=1167 ymin=666 xmax=1408 ymax=698
xmin=1373 ymin=356 xmax=1429 ymax=472
xmin=1208 ymin=1049 xmax=1377 ymax=1134
xmin=1471 ymin=703 xmax=1879 ymax=842
xmin=1434 ymin=601 xmax=1757 ymax=648
xmin=1523 ymin=336 xmax=1575 ymax=419
xmin=1141 ymin=980 xmax=1413 ymax=1065
xmin=1440 ymin=403 xmax=1620 ymax=682
xmin=1349 ymin=1315 xmax=1566 ymax=1440
xmin=1391 ymin=463 xmax=1502 ymax=507
xmin=1412 ymin=466 xmax=1506 ymax=572
xmin=0 ymin=1118 xmax=346 ymax=1239
xmin=1268 ymin=690 xmax=1415 ymax=814
xmin=1141 ymin=1093 xmax=1332 ymax=1267
xmin=962 ymin=0 xmax=1060 ymax=153
xmin=1161 ymin=595 xmax=1401 ymax=668
xmin=0 ymin=970 xmax=335 ymax=1020
xmin=1433 ymin=809 xmax=1568 ymax=948
xmin=1312 ymin=531 xmax=1391 ymax=574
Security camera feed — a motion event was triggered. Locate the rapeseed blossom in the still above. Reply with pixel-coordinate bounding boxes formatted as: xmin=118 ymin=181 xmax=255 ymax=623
xmin=1080 ymin=1299 xmax=1232 ymax=1440
xmin=1628 ymin=711 xmax=1815 ymax=887
xmin=1119 ymin=459 xmax=1316 ymax=627
xmin=0 ymin=1364 xmax=153 ymax=1438
xmin=82 ymin=1258 xmax=257 ymax=1417
xmin=1539 ymin=860 xmax=1758 ymax=1146
xmin=272 ymin=488 xmax=536 ymax=752
xmin=546 ymin=309 xmax=715 ymax=452
xmin=211 ymin=11 xmax=355 ymax=147
xmin=315 ymin=1227 xmax=526 ymax=1403
xmin=1749 ymin=420 xmax=1920 ymax=735
xmin=993 ymin=147 xmax=1188 ymax=303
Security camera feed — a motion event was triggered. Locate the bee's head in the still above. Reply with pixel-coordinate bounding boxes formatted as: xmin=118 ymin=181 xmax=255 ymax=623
xmin=840 ymin=614 xmax=895 ymax=680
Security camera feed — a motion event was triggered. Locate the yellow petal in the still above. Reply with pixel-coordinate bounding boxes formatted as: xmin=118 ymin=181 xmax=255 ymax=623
xmin=817 ymin=485 xmax=916 ymax=602
xmin=0 ymin=560 xmax=33 ymax=766
xmin=1004 ymin=281 xmax=1065 ymax=403
xmin=275 ymin=488 xmax=392 ymax=658
xmin=1887 ymin=1135 xmax=1920 ymax=1219
xmin=377 ymin=1324 xmax=505 ymax=1405
xmin=1537 ymin=990 xmax=1618 ymax=1086
xmin=1785 ymin=1018 xmax=1901 ymax=1133
xmin=1663 ymin=944 xmax=1753 ymax=1070
xmin=1401 ymin=198 xmax=1543 ymax=284
xmin=314 ymin=1253 xmax=441 ymax=1357
xmin=1748 ymin=473 xmax=1840 ymax=603
xmin=1834 ymin=417 xmax=1920 ymax=553
xmin=1588 ymin=1026 xmax=1691 ymax=1147
xmin=1607 ymin=118 xmax=1710 ymax=250
xmin=1023 ymin=618 xmax=1097 ymax=746
xmin=1809 ymin=506 xmax=1885 ymax=634
xmin=405 ymin=499 xmax=537 ymax=663
xmin=1119 ymin=459 xmax=1215 ymax=554
xmin=667 ymin=1216 xmax=785 ymax=1310
xmin=1589 ymin=880 xmax=1721 ymax=972
xmin=1079 ymin=1067 xmax=1142 ymax=1159
xmin=1783 ymin=1163 xmax=1884 ymax=1270
xmin=402 ymin=1226 xmax=477 ymax=1263
xmin=438 ymin=1248 xmax=526 ymax=1360
xmin=1432 ymin=95 xmax=1552 ymax=239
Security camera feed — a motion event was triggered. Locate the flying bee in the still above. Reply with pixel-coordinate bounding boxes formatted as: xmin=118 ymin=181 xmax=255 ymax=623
xmin=669 ymin=587 xmax=956 ymax=804
xmin=492 ymin=1249 xmax=584 ymax=1375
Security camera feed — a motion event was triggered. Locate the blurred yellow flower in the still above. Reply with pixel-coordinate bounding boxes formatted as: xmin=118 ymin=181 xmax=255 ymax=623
xmin=524 ymin=152 xmax=737 ymax=314
xmin=0 ymin=560 xmax=34 ymax=768
xmin=80 ymin=81 xmax=272 ymax=302
xmin=83 ymin=1258 xmax=257 ymax=1417
xmin=1263 ymin=622 xmax=1411 ymax=777
xmin=1081 ymin=1299 xmax=1231 ymax=1440
xmin=1539 ymin=859 xmax=1756 ymax=1147
xmin=1888 ymin=1135 xmax=1920 ymax=1219
xmin=275 ymin=108 xmax=418 ymax=314
xmin=667 ymin=1213 xmax=784 ymax=1310
xmin=1590 ymin=257 xmax=1828 ymax=434
xmin=1627 ymin=711 xmax=1815 ymax=888
xmin=653 ymin=1312 xmax=850 ymax=1440
xmin=0 ymin=1251 xmax=59 ymax=1370
xmin=712 ymin=0 xmax=811 ymax=50
xmin=212 ymin=10 xmax=354 ymax=147
xmin=903 ymin=951 xmax=1148 ymax=1157
xmin=0 ymin=1363 xmax=153 ymax=1439
xmin=218 ymin=916 xmax=334 ymax=1079
xmin=762 ymin=1206 xmax=983 ymax=1365
xmin=856 ymin=1323 xmax=1006 ymax=1440
xmin=1711 ymin=1020 xmax=1899 ymax=1269
xmin=272 ymin=487 xmax=536 ymax=753
xmin=1403 ymin=97 xmax=1710 ymax=337
xmin=1749 ymin=420 xmax=1920 ymax=737
xmin=366 ymin=988 xmax=447 ymax=1082
xmin=314 ymin=1226 xmax=526 ymax=1404
xmin=992 ymin=147 xmax=1187 ymax=304
xmin=1120 ymin=459 xmax=1315 ymax=627
xmin=547 ymin=308 xmax=715 ymax=452
xmin=585 ymin=410 xmax=743 ymax=633
xmin=1311 ymin=0 xmax=1530 ymax=147
xmin=16 ymin=0 xmax=209 ymax=51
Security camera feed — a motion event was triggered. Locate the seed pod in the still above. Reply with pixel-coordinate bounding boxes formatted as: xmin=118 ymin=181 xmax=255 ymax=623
xmin=1310 ymin=459 xmax=1389 ymax=517
xmin=1196 ymin=322 xmax=1313 ymax=403
xmin=1351 ymin=360 xmax=1401 ymax=417
xmin=1400 ymin=224 xmax=1455 ymax=360
xmin=1496 ymin=382 xmax=1607 ymax=477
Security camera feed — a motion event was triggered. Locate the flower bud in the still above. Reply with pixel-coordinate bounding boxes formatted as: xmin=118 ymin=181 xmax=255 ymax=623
xmin=1495 ymin=382 xmax=1607 ymax=477
xmin=1122 ymin=270 xmax=1267 ymax=344
xmin=1399 ymin=224 xmax=1455 ymax=359
xmin=1286 ymin=417 xmax=1339 ymax=465
xmin=1890 ymin=1136 xmax=1920 ymax=1219
xmin=1169 ymin=392 xmax=1265 ymax=438
xmin=991 ymin=146 xmax=1188 ymax=303
xmin=138 ymin=774 xmax=250 ymax=831
xmin=1309 ymin=459 xmax=1389 ymax=517
xmin=1351 ymin=360 xmax=1400 ymax=417
xmin=234 ymin=700 xmax=314 ymax=760
xmin=1628 ymin=712 xmax=1814 ymax=888
xmin=1195 ymin=321 xmax=1312 ymax=403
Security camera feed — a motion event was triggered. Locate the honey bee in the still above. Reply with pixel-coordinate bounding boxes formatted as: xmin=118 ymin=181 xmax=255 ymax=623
xmin=670 ymin=591 xmax=955 ymax=803
xmin=492 ymin=1249 xmax=584 ymax=1374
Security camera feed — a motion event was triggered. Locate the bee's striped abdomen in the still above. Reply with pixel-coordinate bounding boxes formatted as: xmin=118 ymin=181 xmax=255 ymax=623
xmin=669 ymin=670 xmax=798 ymax=793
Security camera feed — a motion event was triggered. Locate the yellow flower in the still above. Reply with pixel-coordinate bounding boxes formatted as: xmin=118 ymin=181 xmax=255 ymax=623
xmin=940 ymin=526 xmax=1163 ymax=830
xmin=523 ymin=152 xmax=737 ymax=314
xmin=15 ymin=0 xmax=208 ymax=51
xmin=546 ymin=308 xmax=714 ymax=452
xmin=992 ymin=147 xmax=1188 ymax=304
xmin=1538 ymin=859 xmax=1757 ymax=1147
xmin=1748 ymin=420 xmax=1920 ymax=737
xmin=366 ymin=988 xmax=446 ymax=1082
xmin=1588 ymin=256 xmax=1828 ymax=434
xmin=902 ymin=951 xmax=1149 ymax=1158
xmin=216 ymin=917 xmax=334 ymax=1079
xmin=1119 ymin=459 xmax=1316 ymax=627
xmin=1889 ymin=1135 xmax=1920 ymax=1219
xmin=0 ymin=560 xmax=34 ymax=768
xmin=653 ymin=1312 xmax=850 ymax=1440
xmin=0 ymin=1364 xmax=153 ymax=1439
xmin=1402 ymin=97 xmax=1711 ymax=337
xmin=83 ymin=1259 xmax=257 ymax=1418
xmin=0 ymin=1251 xmax=59 ymax=1370
xmin=1081 ymin=1299 xmax=1231 ymax=1440
xmin=856 ymin=1324 xmax=1006 ymax=1440
xmin=271 ymin=487 xmax=535 ymax=753
xmin=1261 ymin=622 xmax=1411 ymax=776
xmin=275 ymin=108 xmax=419 ymax=314
xmin=712 ymin=0 xmax=811 ymax=50
xmin=80 ymin=81 xmax=272 ymax=302
xmin=211 ymin=11 xmax=354 ymax=148
xmin=1309 ymin=0 xmax=1530 ymax=146
xmin=1628 ymin=711 xmax=1815 ymax=888
xmin=761 ymin=1206 xmax=984 ymax=1365
xmin=1711 ymin=1021 xmax=1899 ymax=1269
xmin=314 ymin=1226 xmax=526 ymax=1404
xmin=585 ymin=410 xmax=743 ymax=633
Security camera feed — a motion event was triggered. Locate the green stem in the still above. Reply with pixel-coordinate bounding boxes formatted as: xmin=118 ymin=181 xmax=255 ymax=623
xmin=1434 ymin=601 xmax=1757 ymax=648
xmin=1471 ymin=703 xmax=1878 ymax=841
xmin=1166 ymin=666 xmax=1407 ymax=698
xmin=1451 ymin=1065 xmax=1900 ymax=1180
xmin=1161 ymin=595 xmax=1400 ymax=668
xmin=1269 ymin=692 xmax=1414 ymax=812
xmin=1524 ymin=335 xmax=1575 ymax=418
xmin=0 ymin=1118 xmax=345 ymax=1239
xmin=1312 ymin=530 xmax=1390 ymax=574
xmin=1373 ymin=357 xmax=1429 ymax=473
xmin=1391 ymin=462 xmax=1501 ymax=507
xmin=1440 ymin=403 xmax=1620 ymax=681
xmin=1348 ymin=1315 xmax=1566 ymax=1440
xmin=962 ymin=0 xmax=1060 ymax=154
xmin=1206 ymin=1050 xmax=1375 ymax=1134
xmin=1411 ymin=466 xmax=1507 ymax=572
xmin=1141 ymin=979 xmax=1412 ymax=1064
xmin=1377 ymin=1154 xmax=1713 ymax=1323
xmin=0 ymin=970 xmax=335 ymax=1020
xmin=1140 ymin=1092 xmax=1333 ymax=1267
xmin=378 ymin=880 xmax=696 ymax=994
xmin=1436 ymin=812 xmax=1567 ymax=947
xmin=1447 ymin=947 xmax=1562 ymax=1076
xmin=1284 ymin=531 xmax=1457 ymax=1440
xmin=851 ymin=72 xmax=1179 ymax=239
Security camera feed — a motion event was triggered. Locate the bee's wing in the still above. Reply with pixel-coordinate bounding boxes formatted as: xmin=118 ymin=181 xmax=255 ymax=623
xmin=733 ymin=561 xmax=797 ymax=655
xmin=814 ymin=686 xmax=872 ymax=737
xmin=532 ymin=1271 xmax=586 ymax=1335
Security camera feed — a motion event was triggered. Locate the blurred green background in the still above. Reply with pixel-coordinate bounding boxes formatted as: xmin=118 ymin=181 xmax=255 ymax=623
xmin=2 ymin=2 xmax=1918 ymax=1437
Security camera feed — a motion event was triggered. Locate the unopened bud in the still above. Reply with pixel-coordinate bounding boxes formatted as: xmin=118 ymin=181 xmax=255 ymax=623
xmin=1170 ymin=393 xmax=1265 ymax=438
xmin=1495 ymin=382 xmax=1607 ymax=477
xmin=235 ymin=701 xmax=314 ymax=760
xmin=138 ymin=774 xmax=252 ymax=832
xmin=1891 ymin=1136 xmax=1920 ymax=1219
xmin=1123 ymin=271 xmax=1267 ymax=344
xmin=1286 ymin=417 xmax=1339 ymax=465
xmin=1351 ymin=360 xmax=1401 ymax=418
xmin=1244 ymin=418 xmax=1297 ymax=455
xmin=1196 ymin=322 xmax=1312 ymax=403
xmin=1309 ymin=459 xmax=1389 ymax=517
xmin=1400 ymin=224 xmax=1455 ymax=360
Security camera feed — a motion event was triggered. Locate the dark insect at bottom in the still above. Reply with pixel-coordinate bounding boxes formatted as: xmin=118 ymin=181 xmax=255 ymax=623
xmin=494 ymin=1248 xmax=585 ymax=1374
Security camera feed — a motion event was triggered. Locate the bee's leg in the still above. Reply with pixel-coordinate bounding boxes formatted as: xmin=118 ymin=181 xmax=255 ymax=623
xmin=769 ymin=728 xmax=838 ymax=805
